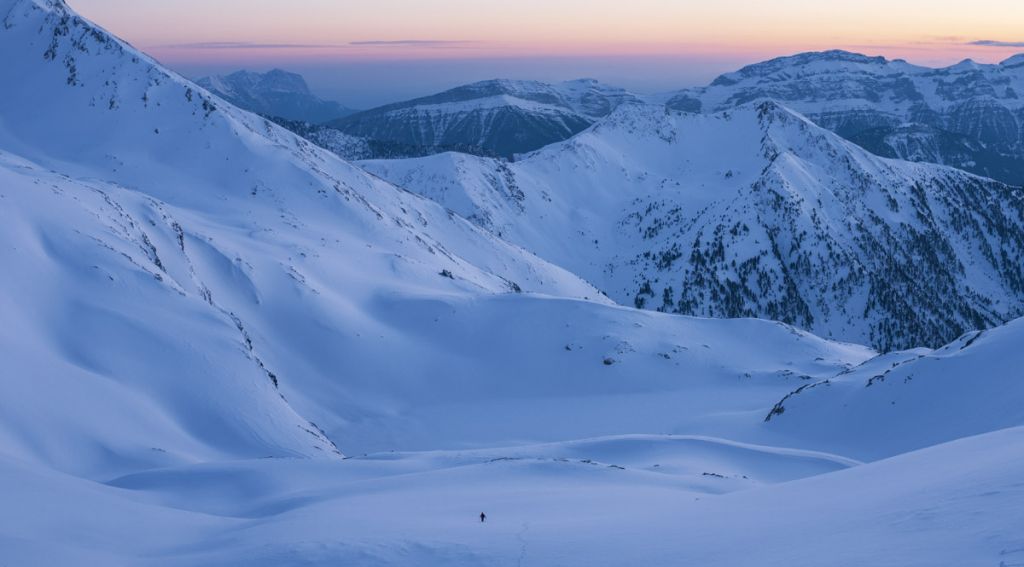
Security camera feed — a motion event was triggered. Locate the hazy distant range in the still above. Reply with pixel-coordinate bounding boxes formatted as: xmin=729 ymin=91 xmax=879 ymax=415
xmin=176 ymin=54 xmax=742 ymax=109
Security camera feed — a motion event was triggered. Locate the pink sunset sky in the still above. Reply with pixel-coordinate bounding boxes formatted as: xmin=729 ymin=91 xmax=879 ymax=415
xmin=69 ymin=0 xmax=1024 ymax=107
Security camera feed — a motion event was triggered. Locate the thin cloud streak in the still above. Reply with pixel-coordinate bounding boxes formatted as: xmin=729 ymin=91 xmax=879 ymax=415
xmin=970 ymin=39 xmax=1024 ymax=47
xmin=349 ymin=40 xmax=478 ymax=47
xmin=162 ymin=41 xmax=348 ymax=50
xmin=161 ymin=40 xmax=479 ymax=50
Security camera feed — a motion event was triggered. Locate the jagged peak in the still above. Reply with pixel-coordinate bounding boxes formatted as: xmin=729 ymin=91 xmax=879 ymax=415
xmin=2 ymin=0 xmax=64 ymax=22
xmin=3 ymin=0 xmax=157 ymax=72
xmin=3 ymin=0 xmax=67 ymax=13
xmin=751 ymin=99 xmax=813 ymax=123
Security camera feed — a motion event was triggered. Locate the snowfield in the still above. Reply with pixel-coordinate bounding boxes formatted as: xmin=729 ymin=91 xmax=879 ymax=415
xmin=4 ymin=428 xmax=1024 ymax=565
xmin=1 ymin=0 xmax=1023 ymax=565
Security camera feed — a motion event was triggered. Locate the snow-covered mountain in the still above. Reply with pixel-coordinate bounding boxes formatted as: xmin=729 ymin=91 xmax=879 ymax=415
xmin=4 ymin=1 xmax=1024 ymax=564
xmin=363 ymin=102 xmax=1024 ymax=351
xmin=667 ymin=50 xmax=1024 ymax=185
xmin=328 ymin=78 xmax=643 ymax=157
xmin=196 ymin=69 xmax=357 ymax=123
xmin=0 ymin=0 xmax=606 ymax=477
xmin=0 ymin=0 xmax=884 ymax=476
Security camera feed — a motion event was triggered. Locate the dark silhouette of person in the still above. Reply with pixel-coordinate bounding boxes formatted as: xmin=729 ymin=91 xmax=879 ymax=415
xmin=480 ymin=512 xmax=486 ymax=523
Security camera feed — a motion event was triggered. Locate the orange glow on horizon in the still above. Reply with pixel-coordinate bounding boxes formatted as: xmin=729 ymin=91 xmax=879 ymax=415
xmin=68 ymin=0 xmax=1024 ymax=71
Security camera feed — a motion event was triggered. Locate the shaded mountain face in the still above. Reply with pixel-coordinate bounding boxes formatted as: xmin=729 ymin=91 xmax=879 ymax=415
xmin=196 ymin=69 xmax=357 ymax=123
xmin=328 ymin=78 xmax=643 ymax=157
xmin=667 ymin=50 xmax=1024 ymax=185
xmin=363 ymin=102 xmax=1024 ymax=352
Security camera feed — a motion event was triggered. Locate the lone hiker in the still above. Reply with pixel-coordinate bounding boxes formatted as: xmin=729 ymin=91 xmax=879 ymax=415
xmin=480 ymin=512 xmax=486 ymax=523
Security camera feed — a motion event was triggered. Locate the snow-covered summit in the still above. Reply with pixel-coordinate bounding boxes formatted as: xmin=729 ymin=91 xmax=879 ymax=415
xmin=364 ymin=100 xmax=1024 ymax=351
xmin=710 ymin=50 xmax=903 ymax=87
xmin=327 ymin=77 xmax=643 ymax=157
xmin=668 ymin=49 xmax=1024 ymax=184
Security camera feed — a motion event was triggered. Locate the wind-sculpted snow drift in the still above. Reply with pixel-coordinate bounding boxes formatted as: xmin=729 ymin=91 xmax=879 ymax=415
xmin=2 ymin=1 xmax=1024 ymax=565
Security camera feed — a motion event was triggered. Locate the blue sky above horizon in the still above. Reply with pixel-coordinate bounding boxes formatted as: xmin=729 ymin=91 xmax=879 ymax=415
xmin=68 ymin=0 xmax=1024 ymax=108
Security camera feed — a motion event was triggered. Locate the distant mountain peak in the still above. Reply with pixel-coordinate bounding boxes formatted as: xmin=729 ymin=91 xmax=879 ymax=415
xmin=671 ymin=48 xmax=1024 ymax=185
xmin=195 ymin=69 xmax=354 ymax=123
xmin=1002 ymin=53 xmax=1024 ymax=68
xmin=712 ymin=50 xmax=891 ymax=86
xmin=328 ymin=77 xmax=644 ymax=157
xmin=454 ymin=78 xmax=551 ymax=96
xmin=946 ymin=58 xmax=984 ymax=72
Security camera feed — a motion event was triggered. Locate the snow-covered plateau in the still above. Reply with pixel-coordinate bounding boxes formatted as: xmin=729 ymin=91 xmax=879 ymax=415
xmin=1 ymin=1 xmax=1023 ymax=565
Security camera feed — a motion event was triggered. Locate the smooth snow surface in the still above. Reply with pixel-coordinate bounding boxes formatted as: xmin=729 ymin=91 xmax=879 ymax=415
xmin=3 ymin=429 xmax=1024 ymax=565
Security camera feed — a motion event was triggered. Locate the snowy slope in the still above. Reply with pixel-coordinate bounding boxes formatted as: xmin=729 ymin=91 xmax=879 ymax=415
xmin=667 ymin=50 xmax=1024 ymax=185
xmin=0 ymin=0 xmax=602 ymax=475
xmin=196 ymin=69 xmax=357 ymax=123
xmin=0 ymin=151 xmax=341 ymax=479
xmin=362 ymin=102 xmax=1024 ymax=351
xmin=328 ymin=78 xmax=643 ymax=157
xmin=764 ymin=316 xmax=1024 ymax=460
xmin=2 ymin=426 xmax=1023 ymax=565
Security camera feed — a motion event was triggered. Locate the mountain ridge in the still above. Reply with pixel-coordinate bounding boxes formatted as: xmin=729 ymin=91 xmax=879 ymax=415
xmin=668 ymin=49 xmax=1024 ymax=185
xmin=363 ymin=100 xmax=1024 ymax=351
xmin=327 ymin=77 xmax=644 ymax=157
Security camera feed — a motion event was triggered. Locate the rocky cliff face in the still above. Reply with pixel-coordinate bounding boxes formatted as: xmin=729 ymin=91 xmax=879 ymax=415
xmin=667 ymin=50 xmax=1024 ymax=185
